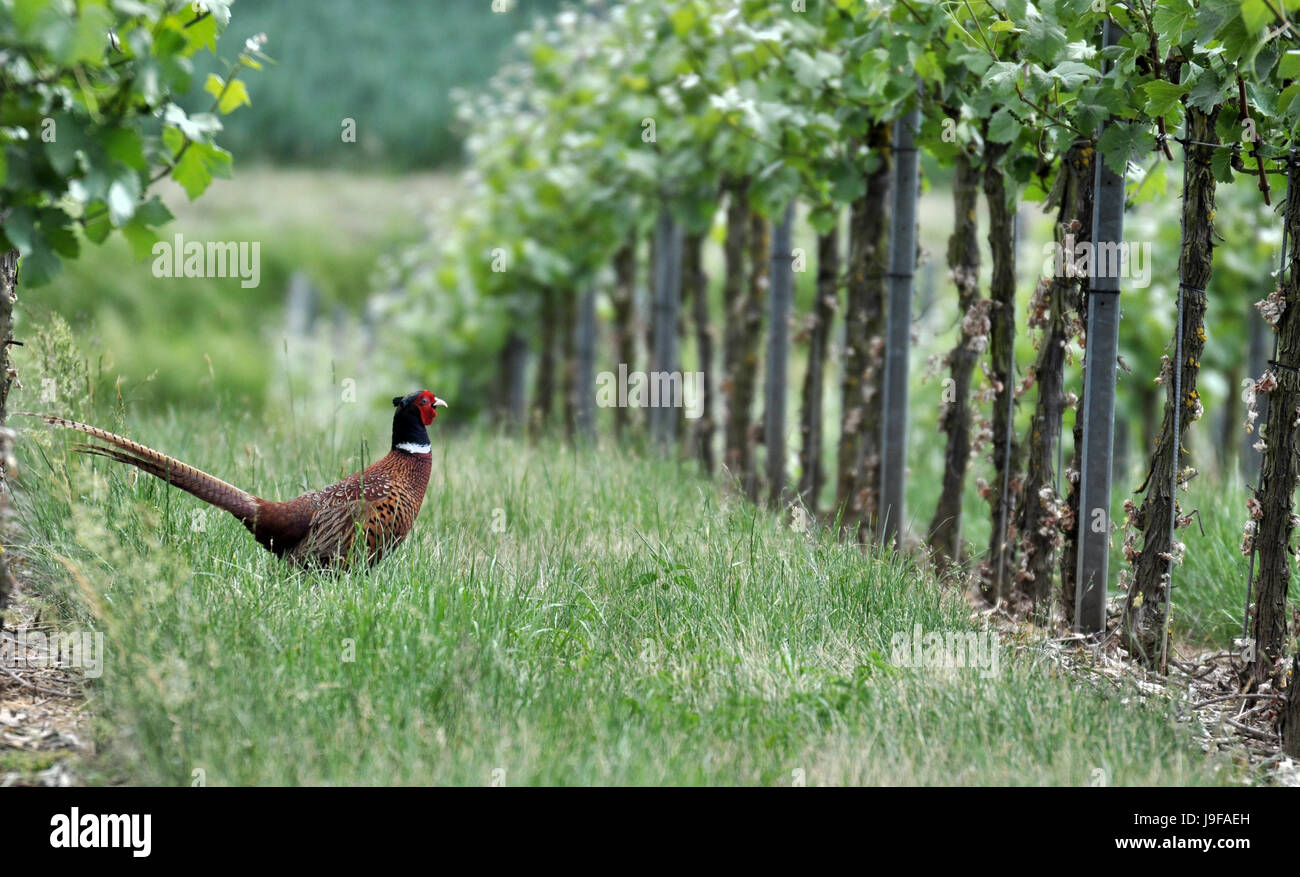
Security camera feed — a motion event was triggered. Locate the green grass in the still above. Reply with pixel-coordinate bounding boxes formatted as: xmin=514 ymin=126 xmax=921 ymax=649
xmin=10 ymin=388 xmax=1244 ymax=785
xmin=1146 ymin=476 xmax=1260 ymax=648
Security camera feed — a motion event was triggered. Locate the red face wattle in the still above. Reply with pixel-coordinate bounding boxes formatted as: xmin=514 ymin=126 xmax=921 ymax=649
xmin=415 ymin=390 xmax=441 ymax=425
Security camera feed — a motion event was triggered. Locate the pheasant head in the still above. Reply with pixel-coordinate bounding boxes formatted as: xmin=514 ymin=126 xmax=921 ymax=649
xmin=391 ymin=390 xmax=447 ymax=455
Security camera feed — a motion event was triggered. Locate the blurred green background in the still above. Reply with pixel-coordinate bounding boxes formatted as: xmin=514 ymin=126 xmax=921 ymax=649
xmin=192 ymin=0 xmax=563 ymax=169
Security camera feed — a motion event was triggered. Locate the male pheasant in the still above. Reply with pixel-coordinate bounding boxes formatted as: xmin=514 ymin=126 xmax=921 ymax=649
xmin=18 ymin=390 xmax=446 ymax=568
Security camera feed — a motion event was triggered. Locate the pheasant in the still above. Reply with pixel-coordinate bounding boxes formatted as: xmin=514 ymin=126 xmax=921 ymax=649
xmin=18 ymin=390 xmax=446 ymax=568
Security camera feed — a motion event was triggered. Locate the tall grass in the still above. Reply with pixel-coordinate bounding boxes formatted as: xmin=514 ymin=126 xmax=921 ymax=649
xmin=9 ymin=353 xmax=1242 ymax=784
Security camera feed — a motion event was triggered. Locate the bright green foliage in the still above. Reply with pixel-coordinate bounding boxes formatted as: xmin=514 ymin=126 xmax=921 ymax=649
xmin=369 ymin=0 xmax=1300 ymax=442
xmin=381 ymin=0 xmax=1300 ymax=353
xmin=0 ymin=0 xmax=262 ymax=285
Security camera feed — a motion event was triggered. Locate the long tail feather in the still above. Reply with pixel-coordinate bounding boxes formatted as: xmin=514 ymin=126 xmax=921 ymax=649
xmin=15 ymin=413 xmax=260 ymax=521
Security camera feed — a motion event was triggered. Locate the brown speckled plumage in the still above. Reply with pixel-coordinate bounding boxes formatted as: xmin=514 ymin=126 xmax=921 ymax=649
xmin=270 ymin=450 xmax=432 ymax=566
xmin=18 ymin=390 xmax=444 ymax=569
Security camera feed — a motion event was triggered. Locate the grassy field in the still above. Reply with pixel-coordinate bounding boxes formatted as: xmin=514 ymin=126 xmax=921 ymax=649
xmin=10 ymin=395 xmax=1244 ymax=785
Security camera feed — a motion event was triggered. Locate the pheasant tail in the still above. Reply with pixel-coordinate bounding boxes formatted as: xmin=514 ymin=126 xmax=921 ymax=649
xmin=17 ymin=414 xmax=260 ymax=522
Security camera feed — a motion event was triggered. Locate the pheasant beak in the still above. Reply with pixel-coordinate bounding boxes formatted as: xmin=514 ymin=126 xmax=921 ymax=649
xmin=433 ymin=397 xmax=448 ymax=409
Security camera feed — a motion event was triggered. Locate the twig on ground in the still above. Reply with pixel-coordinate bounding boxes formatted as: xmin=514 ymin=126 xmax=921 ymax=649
xmin=1191 ymin=692 xmax=1279 ymax=710
xmin=0 ymin=666 xmax=79 ymax=699
xmin=1224 ymin=716 xmax=1279 ymax=743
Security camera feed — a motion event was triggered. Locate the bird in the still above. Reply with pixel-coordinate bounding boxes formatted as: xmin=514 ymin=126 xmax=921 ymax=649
xmin=17 ymin=390 xmax=447 ymax=568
